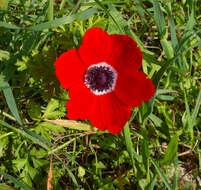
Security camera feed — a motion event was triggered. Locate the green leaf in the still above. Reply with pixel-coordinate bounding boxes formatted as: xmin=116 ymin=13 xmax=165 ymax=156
xmin=166 ymin=5 xmax=178 ymax=50
xmin=0 ymin=50 xmax=10 ymax=61
xmin=149 ymin=113 xmax=163 ymax=127
xmin=13 ymin=158 xmax=28 ymax=171
xmin=28 ymin=102 xmax=41 ymax=121
xmin=47 ymin=0 xmax=54 ymax=21
xmin=15 ymin=56 xmax=29 ymax=71
xmin=191 ymin=89 xmax=201 ymax=127
xmin=146 ymin=175 xmax=157 ymax=190
xmin=141 ymin=128 xmax=150 ymax=179
xmin=0 ymin=132 xmax=13 ymax=140
xmin=156 ymin=89 xmax=177 ymax=95
xmin=199 ymin=151 xmax=201 ymax=171
xmin=153 ymin=0 xmax=166 ymax=38
xmin=32 ymin=157 xmax=48 ymax=168
xmin=0 ymin=21 xmax=20 ymax=29
xmin=161 ymin=135 xmax=178 ymax=165
xmin=157 ymin=95 xmax=175 ymax=101
xmin=42 ymin=98 xmax=65 ymax=119
xmin=0 ymin=170 xmax=34 ymax=190
xmin=39 ymin=122 xmax=65 ymax=134
xmin=28 ymin=6 xmax=98 ymax=31
xmin=25 ymin=163 xmax=38 ymax=179
xmin=94 ymin=161 xmax=107 ymax=169
xmin=48 ymin=134 xmax=85 ymax=155
xmin=43 ymin=99 xmax=59 ymax=117
xmin=3 ymin=82 xmax=22 ymax=125
xmin=30 ymin=147 xmax=47 ymax=158
xmin=142 ymin=49 xmax=189 ymax=121
xmin=150 ymin=158 xmax=172 ymax=190
xmin=123 ymin=122 xmax=136 ymax=174
xmin=78 ymin=166 xmax=85 ymax=178
xmin=0 ymin=0 xmax=8 ymax=10
xmin=0 ymin=120 xmax=51 ymax=150
xmin=62 ymin=152 xmax=80 ymax=166
xmin=65 ymin=165 xmax=79 ymax=187
xmin=75 ymin=7 xmax=98 ymax=21
xmin=184 ymin=7 xmax=194 ymax=34
xmin=107 ymin=4 xmax=126 ymax=34
xmin=182 ymin=85 xmax=193 ymax=137
xmin=51 ymin=150 xmax=79 ymax=187
xmin=160 ymin=39 xmax=174 ymax=59
xmin=142 ymin=52 xmax=163 ymax=66
xmin=0 ymin=74 xmax=8 ymax=89
xmin=94 ymin=0 xmax=124 ymax=34
xmin=135 ymin=0 xmax=146 ymax=23
xmin=27 ymin=15 xmax=75 ymax=31
xmin=59 ymin=0 xmax=66 ymax=10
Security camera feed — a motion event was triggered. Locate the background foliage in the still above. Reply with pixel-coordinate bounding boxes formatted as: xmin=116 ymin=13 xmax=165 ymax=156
xmin=0 ymin=0 xmax=201 ymax=189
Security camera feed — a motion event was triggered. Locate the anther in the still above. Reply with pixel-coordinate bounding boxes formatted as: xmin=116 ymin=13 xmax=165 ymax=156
xmin=84 ymin=62 xmax=117 ymax=95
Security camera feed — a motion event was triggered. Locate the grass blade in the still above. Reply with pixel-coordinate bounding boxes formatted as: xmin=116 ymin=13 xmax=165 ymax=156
xmin=160 ymin=135 xmax=178 ymax=165
xmin=48 ymin=134 xmax=85 ymax=155
xmin=166 ymin=5 xmax=178 ymax=50
xmin=0 ymin=170 xmax=34 ymax=190
xmin=123 ymin=122 xmax=136 ymax=174
xmin=47 ymin=0 xmax=54 ymax=21
xmin=191 ymin=89 xmax=201 ymax=126
xmin=28 ymin=6 xmax=98 ymax=31
xmin=153 ymin=0 xmax=166 ymax=38
xmin=0 ymin=120 xmax=50 ymax=150
xmin=107 ymin=4 xmax=126 ymax=34
xmin=27 ymin=15 xmax=75 ymax=31
xmin=0 ymin=21 xmax=20 ymax=29
xmin=43 ymin=119 xmax=98 ymax=131
xmin=184 ymin=6 xmax=194 ymax=34
xmin=142 ymin=38 xmax=200 ymax=121
xmin=59 ymin=0 xmax=66 ymax=10
xmin=3 ymin=82 xmax=22 ymax=125
xmin=0 ymin=131 xmax=13 ymax=140
xmin=135 ymin=0 xmax=146 ymax=23
xmin=75 ymin=7 xmax=97 ymax=21
xmin=150 ymin=158 xmax=172 ymax=190
xmin=53 ymin=153 xmax=79 ymax=187
xmin=94 ymin=0 xmax=124 ymax=34
xmin=182 ymin=84 xmax=193 ymax=138
xmin=146 ymin=175 xmax=157 ymax=190
xmin=0 ymin=119 xmax=81 ymax=188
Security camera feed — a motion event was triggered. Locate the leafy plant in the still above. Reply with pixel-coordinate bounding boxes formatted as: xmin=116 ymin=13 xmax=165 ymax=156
xmin=0 ymin=0 xmax=200 ymax=189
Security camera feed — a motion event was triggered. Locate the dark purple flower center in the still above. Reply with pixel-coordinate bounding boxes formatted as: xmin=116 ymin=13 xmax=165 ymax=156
xmin=84 ymin=62 xmax=117 ymax=95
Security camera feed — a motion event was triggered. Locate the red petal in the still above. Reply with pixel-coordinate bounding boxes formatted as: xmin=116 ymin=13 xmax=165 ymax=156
xmin=88 ymin=98 xmax=106 ymax=131
xmin=54 ymin=49 xmax=85 ymax=89
xmin=115 ymin=70 xmax=155 ymax=107
xmin=66 ymin=82 xmax=94 ymax=120
xmin=89 ymin=93 xmax=131 ymax=133
xmin=78 ymin=27 xmax=112 ymax=66
xmin=107 ymin=34 xmax=142 ymax=71
xmin=67 ymin=83 xmax=131 ymax=133
xmin=66 ymin=83 xmax=109 ymax=131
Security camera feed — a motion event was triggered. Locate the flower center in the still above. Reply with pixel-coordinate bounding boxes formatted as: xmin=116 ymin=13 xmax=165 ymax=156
xmin=84 ymin=62 xmax=117 ymax=95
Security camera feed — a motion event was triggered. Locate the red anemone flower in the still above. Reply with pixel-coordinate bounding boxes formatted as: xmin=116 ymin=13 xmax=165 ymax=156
xmin=54 ymin=27 xmax=155 ymax=133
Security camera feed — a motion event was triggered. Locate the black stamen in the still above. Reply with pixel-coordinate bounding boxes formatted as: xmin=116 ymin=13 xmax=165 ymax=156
xmin=84 ymin=64 xmax=116 ymax=95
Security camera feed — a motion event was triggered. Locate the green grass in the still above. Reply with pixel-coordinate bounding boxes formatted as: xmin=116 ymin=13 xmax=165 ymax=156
xmin=0 ymin=0 xmax=201 ymax=189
